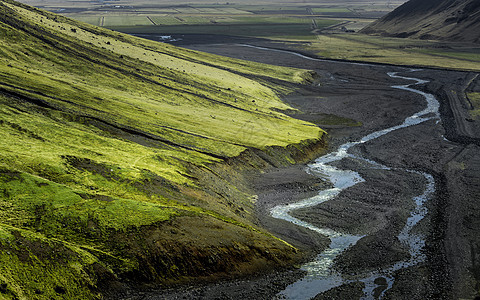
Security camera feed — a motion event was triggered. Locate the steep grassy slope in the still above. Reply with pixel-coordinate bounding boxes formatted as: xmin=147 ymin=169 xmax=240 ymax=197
xmin=0 ymin=0 xmax=325 ymax=298
xmin=362 ymin=0 xmax=480 ymax=44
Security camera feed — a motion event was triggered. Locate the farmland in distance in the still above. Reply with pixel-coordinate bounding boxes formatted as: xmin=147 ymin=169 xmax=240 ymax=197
xmin=19 ymin=0 xmax=407 ymax=41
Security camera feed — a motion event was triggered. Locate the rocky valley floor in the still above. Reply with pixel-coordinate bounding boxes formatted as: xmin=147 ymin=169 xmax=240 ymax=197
xmin=112 ymin=36 xmax=480 ymax=300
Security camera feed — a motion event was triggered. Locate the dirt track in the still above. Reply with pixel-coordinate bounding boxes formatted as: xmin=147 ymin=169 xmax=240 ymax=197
xmin=117 ymin=36 xmax=480 ymax=299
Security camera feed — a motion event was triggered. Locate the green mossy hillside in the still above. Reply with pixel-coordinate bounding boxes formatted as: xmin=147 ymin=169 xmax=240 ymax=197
xmin=0 ymin=0 xmax=322 ymax=158
xmin=0 ymin=0 xmax=326 ymax=298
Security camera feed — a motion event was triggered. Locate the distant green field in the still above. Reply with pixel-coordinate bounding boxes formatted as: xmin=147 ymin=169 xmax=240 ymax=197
xmin=230 ymin=16 xmax=313 ymax=24
xmin=69 ymin=13 xmax=340 ymax=39
xmin=23 ymin=0 xmax=407 ymax=45
xmin=176 ymin=7 xmax=251 ymax=14
xmin=73 ymin=16 xmax=102 ymax=26
xmin=233 ymin=5 xmax=307 ymax=12
xmin=32 ymin=0 xmax=401 ymax=41
xmin=149 ymin=15 xmax=183 ymax=25
xmin=21 ymin=0 xmax=408 ymax=29
xmin=311 ymin=8 xmax=351 ymax=13
xmin=103 ymin=15 xmax=152 ymax=26
xmin=104 ymin=15 xmax=321 ymax=27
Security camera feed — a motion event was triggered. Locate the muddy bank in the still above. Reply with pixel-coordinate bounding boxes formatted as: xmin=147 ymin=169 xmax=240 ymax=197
xmin=121 ymin=35 xmax=480 ymax=299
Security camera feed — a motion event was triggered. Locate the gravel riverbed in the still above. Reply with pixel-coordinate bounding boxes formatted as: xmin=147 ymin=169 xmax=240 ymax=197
xmin=114 ymin=36 xmax=480 ymax=299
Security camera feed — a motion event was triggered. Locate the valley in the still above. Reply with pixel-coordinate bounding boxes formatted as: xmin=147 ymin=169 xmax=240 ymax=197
xmin=1 ymin=0 xmax=480 ymax=299
xmin=26 ymin=0 xmax=479 ymax=71
xmin=105 ymin=39 xmax=480 ymax=299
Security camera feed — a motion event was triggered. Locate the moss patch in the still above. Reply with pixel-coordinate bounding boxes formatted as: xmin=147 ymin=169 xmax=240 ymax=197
xmin=0 ymin=225 xmax=108 ymax=299
xmin=0 ymin=0 xmax=327 ymax=298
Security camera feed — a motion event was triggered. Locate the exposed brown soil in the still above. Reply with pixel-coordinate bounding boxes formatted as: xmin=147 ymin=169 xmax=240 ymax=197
xmin=112 ymin=35 xmax=480 ymax=299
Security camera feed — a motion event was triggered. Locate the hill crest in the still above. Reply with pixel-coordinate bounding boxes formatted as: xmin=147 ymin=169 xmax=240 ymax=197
xmin=362 ymin=0 xmax=480 ymax=43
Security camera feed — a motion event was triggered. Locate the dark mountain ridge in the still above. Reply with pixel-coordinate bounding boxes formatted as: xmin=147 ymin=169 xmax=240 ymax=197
xmin=362 ymin=0 xmax=480 ymax=43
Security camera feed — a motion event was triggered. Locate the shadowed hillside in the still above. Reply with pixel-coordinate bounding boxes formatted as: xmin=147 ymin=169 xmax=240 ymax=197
xmin=0 ymin=0 xmax=326 ymax=298
xmin=362 ymin=0 xmax=480 ymax=43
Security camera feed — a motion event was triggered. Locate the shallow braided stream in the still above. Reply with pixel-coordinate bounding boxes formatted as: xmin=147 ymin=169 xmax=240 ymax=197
xmin=243 ymin=45 xmax=443 ymax=299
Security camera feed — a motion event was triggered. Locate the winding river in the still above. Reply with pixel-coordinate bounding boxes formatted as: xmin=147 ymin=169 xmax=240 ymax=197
xmin=239 ymin=45 xmax=440 ymax=299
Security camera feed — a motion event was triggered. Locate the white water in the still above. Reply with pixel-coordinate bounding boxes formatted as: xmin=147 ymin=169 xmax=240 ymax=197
xmin=253 ymin=53 xmax=440 ymax=298
xmin=132 ymin=34 xmax=182 ymax=42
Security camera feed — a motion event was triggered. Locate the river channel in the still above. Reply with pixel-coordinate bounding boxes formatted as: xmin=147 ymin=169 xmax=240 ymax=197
xmin=240 ymin=46 xmax=442 ymax=299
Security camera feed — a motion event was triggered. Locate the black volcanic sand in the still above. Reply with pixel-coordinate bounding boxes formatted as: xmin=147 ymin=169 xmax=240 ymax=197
xmin=114 ymin=36 xmax=480 ymax=299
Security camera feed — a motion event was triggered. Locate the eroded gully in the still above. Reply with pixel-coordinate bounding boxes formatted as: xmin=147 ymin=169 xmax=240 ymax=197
xmin=240 ymin=46 xmax=440 ymax=299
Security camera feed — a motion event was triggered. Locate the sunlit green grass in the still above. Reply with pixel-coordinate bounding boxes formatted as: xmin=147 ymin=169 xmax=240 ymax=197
xmin=0 ymin=224 xmax=103 ymax=300
xmin=3 ymin=2 xmax=324 ymax=158
xmin=0 ymin=0 xmax=324 ymax=229
xmin=0 ymin=1 xmax=325 ymax=297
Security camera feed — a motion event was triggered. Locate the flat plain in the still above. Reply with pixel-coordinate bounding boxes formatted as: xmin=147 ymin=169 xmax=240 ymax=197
xmin=21 ymin=0 xmax=480 ymax=71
